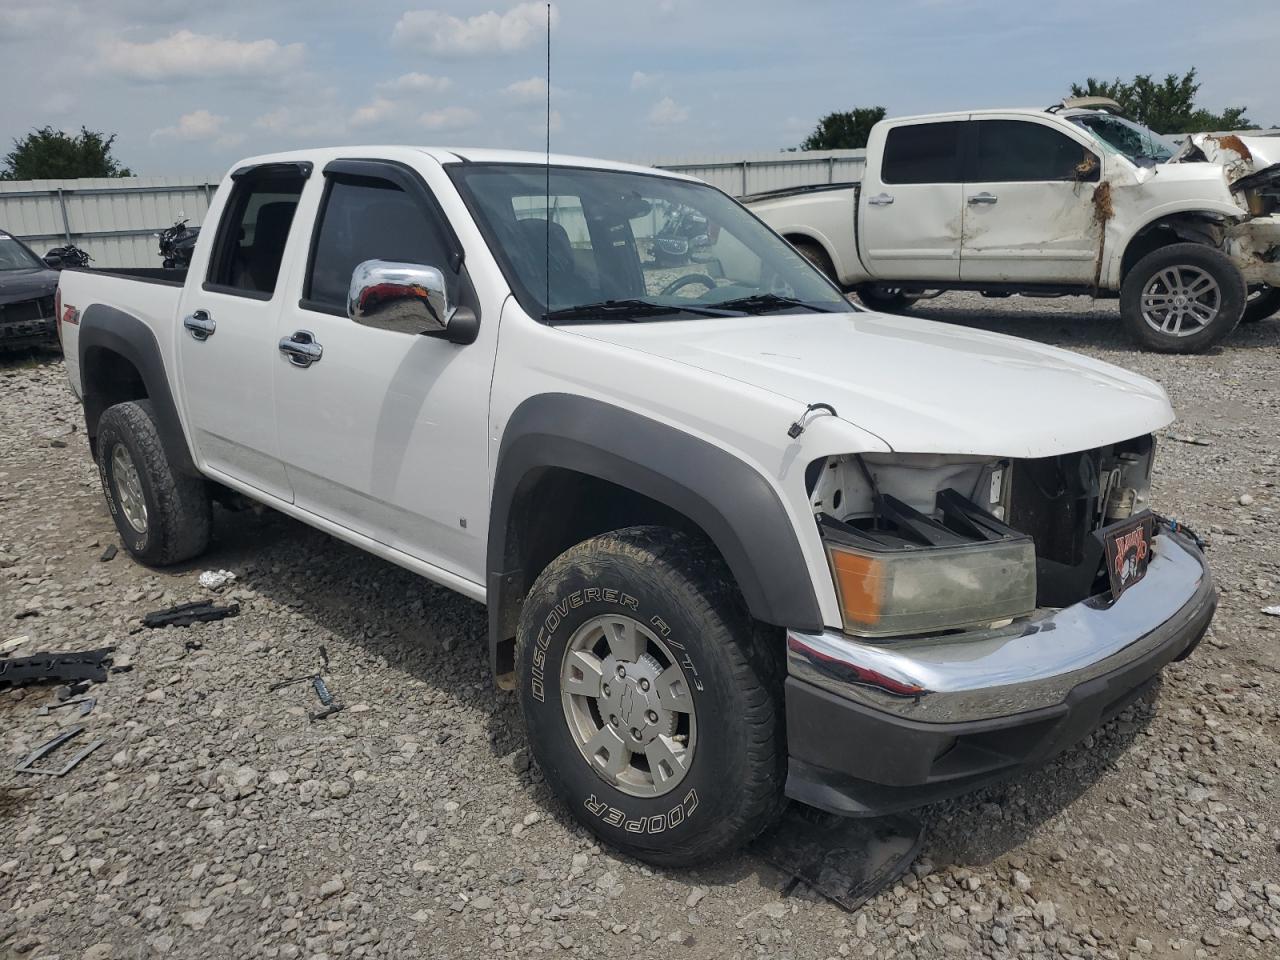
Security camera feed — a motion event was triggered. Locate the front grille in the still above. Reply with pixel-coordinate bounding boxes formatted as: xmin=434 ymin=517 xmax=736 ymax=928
xmin=0 ymin=296 xmax=57 ymax=342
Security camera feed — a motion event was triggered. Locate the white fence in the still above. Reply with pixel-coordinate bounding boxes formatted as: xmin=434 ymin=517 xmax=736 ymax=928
xmin=0 ymin=150 xmax=865 ymax=268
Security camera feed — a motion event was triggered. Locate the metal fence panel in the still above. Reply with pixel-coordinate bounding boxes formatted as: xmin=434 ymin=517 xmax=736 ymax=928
xmin=0 ymin=176 xmax=218 ymax=268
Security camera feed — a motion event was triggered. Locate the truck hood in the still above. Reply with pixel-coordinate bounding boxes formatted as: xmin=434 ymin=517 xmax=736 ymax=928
xmin=1177 ymin=133 xmax=1280 ymax=194
xmin=567 ymin=311 xmax=1174 ymax=458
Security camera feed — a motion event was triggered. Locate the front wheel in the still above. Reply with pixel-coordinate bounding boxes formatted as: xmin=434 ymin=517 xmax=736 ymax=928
xmin=1242 ymin=285 xmax=1280 ymax=324
xmin=516 ymin=526 xmax=784 ymax=866
xmin=1119 ymin=243 xmax=1245 ymax=352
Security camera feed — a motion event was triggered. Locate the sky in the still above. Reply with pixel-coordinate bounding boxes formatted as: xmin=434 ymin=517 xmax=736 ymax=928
xmin=1 ymin=0 xmax=1277 ymax=177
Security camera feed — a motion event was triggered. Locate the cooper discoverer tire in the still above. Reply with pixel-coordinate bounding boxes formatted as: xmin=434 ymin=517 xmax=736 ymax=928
xmin=1119 ymin=243 xmax=1245 ymax=352
xmin=516 ymin=526 xmax=785 ymax=866
xmin=96 ymin=399 xmax=210 ymax=565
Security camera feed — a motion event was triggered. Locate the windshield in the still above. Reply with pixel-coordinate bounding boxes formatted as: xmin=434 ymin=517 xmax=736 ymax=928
xmin=0 ymin=233 xmax=43 ymax=271
xmin=447 ymin=164 xmax=852 ymax=322
xmin=1068 ymin=113 xmax=1178 ymax=166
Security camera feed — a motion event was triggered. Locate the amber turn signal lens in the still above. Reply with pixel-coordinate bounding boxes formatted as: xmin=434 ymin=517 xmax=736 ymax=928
xmin=828 ymin=548 xmax=884 ymax=627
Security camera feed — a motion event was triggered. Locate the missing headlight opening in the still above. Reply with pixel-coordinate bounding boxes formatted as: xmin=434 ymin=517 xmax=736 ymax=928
xmin=809 ymin=437 xmax=1156 ymax=636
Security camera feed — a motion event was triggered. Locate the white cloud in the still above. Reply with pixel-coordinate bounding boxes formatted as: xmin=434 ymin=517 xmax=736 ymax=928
xmin=99 ymin=30 xmax=305 ymax=80
xmin=503 ymin=76 xmax=547 ymax=104
xmin=393 ymin=2 xmax=557 ymax=56
xmin=419 ymin=106 xmax=479 ymax=132
xmin=630 ymin=70 xmax=660 ymax=91
xmin=251 ymin=105 xmax=345 ymax=140
xmin=350 ymin=98 xmax=398 ymax=128
xmin=151 ymin=109 xmax=244 ymax=148
xmin=377 ymin=72 xmax=453 ymax=95
xmin=647 ymin=97 xmax=689 ymax=125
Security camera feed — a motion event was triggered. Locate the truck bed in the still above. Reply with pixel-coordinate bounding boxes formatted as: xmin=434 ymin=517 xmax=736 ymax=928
xmin=57 ymin=266 xmax=186 ymax=398
xmin=741 ymin=181 xmax=861 ymax=205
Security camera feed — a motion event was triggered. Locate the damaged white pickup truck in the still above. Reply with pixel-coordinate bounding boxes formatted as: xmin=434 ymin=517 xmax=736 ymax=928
xmin=749 ymin=97 xmax=1280 ymax=352
xmin=57 ymin=146 xmax=1215 ymax=865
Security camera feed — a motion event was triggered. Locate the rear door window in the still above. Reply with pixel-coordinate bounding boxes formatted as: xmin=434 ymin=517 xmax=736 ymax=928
xmin=972 ymin=120 xmax=1098 ymax=182
xmin=881 ymin=122 xmax=963 ymax=184
xmin=206 ymin=176 xmax=307 ymax=297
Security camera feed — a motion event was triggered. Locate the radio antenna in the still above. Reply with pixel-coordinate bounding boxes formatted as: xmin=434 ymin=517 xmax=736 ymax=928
xmin=544 ymin=1 xmax=551 ymax=317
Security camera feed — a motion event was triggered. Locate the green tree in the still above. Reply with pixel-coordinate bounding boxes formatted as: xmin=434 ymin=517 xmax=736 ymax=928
xmin=0 ymin=126 xmax=133 ymax=181
xmin=1069 ymin=69 xmax=1253 ymax=134
xmin=799 ymin=107 xmax=887 ymax=151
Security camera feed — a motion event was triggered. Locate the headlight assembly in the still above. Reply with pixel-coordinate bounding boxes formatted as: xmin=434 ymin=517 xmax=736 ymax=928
xmin=821 ymin=489 xmax=1037 ymax=638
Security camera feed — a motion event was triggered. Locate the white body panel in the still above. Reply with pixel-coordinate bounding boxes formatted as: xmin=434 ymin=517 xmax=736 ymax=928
xmin=58 ymin=144 xmax=1181 ymax=631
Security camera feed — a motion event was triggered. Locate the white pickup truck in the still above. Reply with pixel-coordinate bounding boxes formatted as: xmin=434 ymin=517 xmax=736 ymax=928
xmin=56 ymin=146 xmax=1215 ymax=865
xmin=748 ymin=99 xmax=1280 ymax=353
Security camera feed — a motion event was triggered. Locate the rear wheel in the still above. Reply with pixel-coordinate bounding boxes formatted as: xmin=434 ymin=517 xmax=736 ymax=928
xmin=791 ymin=240 xmax=837 ymax=283
xmin=1119 ymin=243 xmax=1245 ymax=352
xmin=97 ymin=400 xmax=210 ymax=565
xmin=516 ymin=526 xmax=785 ymax=866
xmin=855 ymin=283 xmax=915 ymax=313
xmin=1242 ymin=285 xmax=1280 ymax=323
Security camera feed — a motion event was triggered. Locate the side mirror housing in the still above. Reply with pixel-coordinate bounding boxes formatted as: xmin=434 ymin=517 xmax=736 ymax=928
xmin=348 ymin=259 xmax=452 ymax=335
xmin=43 ymin=254 xmax=64 ymax=270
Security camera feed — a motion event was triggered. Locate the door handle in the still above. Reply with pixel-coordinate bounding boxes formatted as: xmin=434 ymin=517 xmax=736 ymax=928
xmin=867 ymin=193 xmax=895 ymax=206
xmin=968 ymin=192 xmax=999 ymax=205
xmin=183 ymin=309 xmax=216 ymax=340
xmin=278 ymin=330 xmax=323 ymax=368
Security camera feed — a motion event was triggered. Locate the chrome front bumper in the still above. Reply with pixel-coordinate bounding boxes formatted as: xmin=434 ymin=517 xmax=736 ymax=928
xmin=787 ymin=530 xmax=1215 ymax=725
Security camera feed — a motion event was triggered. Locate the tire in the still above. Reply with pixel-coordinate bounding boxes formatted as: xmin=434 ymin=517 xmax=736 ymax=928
xmin=96 ymin=399 xmax=211 ymax=565
xmin=855 ymin=283 xmax=914 ymax=313
xmin=792 ymin=240 xmax=837 ymax=283
xmin=515 ymin=526 xmax=785 ymax=866
xmin=1242 ymin=285 xmax=1280 ymax=324
xmin=1119 ymin=243 xmax=1245 ymax=352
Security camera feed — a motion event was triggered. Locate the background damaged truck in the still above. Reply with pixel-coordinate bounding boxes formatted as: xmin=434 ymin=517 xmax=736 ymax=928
xmin=56 ymin=146 xmax=1215 ymax=865
xmin=748 ymin=97 xmax=1280 ymax=353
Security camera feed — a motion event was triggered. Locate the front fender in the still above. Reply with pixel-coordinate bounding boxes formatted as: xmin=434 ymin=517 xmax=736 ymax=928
xmin=487 ymin=393 xmax=823 ymax=670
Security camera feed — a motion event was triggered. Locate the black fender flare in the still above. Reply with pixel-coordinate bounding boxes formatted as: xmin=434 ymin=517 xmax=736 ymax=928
xmin=487 ymin=393 xmax=823 ymax=670
xmin=78 ymin=304 xmax=199 ymax=477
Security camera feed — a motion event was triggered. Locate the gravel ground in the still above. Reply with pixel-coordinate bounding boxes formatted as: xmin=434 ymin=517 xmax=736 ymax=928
xmin=2 ymin=294 xmax=1279 ymax=960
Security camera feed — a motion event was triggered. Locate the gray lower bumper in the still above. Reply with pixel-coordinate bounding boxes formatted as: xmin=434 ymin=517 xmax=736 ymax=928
xmin=787 ymin=530 xmax=1214 ymax=725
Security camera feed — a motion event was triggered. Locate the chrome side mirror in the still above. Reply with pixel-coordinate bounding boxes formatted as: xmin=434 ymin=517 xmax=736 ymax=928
xmin=347 ymin=259 xmax=451 ymax=335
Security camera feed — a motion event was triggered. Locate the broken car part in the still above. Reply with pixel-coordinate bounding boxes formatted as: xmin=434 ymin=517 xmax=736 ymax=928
xmin=143 ymin=599 xmax=239 ymax=628
xmin=754 ymin=808 xmax=924 ymax=912
xmin=0 ymin=647 xmax=115 ymax=691
xmin=14 ymin=725 xmax=105 ymax=777
xmin=309 ymin=675 xmax=344 ymax=721
xmin=36 ymin=696 xmax=96 ymax=718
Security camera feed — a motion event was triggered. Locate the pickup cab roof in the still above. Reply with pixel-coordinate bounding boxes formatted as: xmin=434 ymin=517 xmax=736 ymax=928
xmin=223 ymin=146 xmax=695 ymax=181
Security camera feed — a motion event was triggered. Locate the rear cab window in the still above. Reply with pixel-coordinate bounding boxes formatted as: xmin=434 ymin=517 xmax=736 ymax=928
xmin=881 ymin=122 xmax=964 ymax=184
xmin=205 ymin=167 xmax=309 ymax=299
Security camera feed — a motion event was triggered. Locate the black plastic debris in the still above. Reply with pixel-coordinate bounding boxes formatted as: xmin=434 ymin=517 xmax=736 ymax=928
xmin=0 ymin=647 xmax=115 ymax=692
xmin=99 ymin=544 xmax=118 ymax=562
xmin=753 ymin=807 xmax=925 ymax=912
xmin=14 ymin=725 xmax=105 ymax=777
xmin=143 ymin=599 xmax=239 ymax=629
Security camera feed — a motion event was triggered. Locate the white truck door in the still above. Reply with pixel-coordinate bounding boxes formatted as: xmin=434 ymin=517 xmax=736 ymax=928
xmin=176 ymin=164 xmax=310 ymax=502
xmin=270 ymin=159 xmax=496 ymax=585
xmin=960 ymin=117 xmax=1102 ymax=284
xmin=859 ymin=119 xmax=964 ymax=281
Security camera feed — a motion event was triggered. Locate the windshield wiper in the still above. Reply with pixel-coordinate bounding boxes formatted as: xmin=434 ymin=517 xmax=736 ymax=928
xmin=543 ymin=298 xmax=731 ymax=323
xmin=708 ymin=292 xmax=836 ymax=314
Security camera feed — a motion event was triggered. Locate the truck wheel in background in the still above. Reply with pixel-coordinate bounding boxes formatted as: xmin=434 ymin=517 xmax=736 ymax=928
xmin=1242 ymin=285 xmax=1280 ymax=323
xmin=854 ymin=283 xmax=915 ymax=314
xmin=1119 ymin=243 xmax=1245 ymax=352
xmin=96 ymin=400 xmax=211 ymax=565
xmin=516 ymin=526 xmax=785 ymax=866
